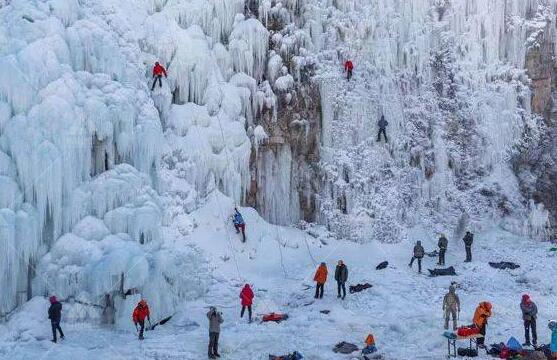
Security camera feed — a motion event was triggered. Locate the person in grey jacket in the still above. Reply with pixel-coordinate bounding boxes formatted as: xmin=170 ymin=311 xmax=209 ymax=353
xmin=334 ymin=260 xmax=348 ymax=300
xmin=520 ymin=294 xmax=538 ymax=346
xmin=409 ymin=241 xmax=425 ymax=273
xmin=207 ymin=307 xmax=224 ymax=359
xmin=443 ymin=285 xmax=460 ymax=330
xmin=438 ymin=234 xmax=448 ymax=266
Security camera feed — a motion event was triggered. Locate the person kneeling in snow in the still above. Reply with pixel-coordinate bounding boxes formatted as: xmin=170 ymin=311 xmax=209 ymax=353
xmin=239 ymin=284 xmax=254 ymax=323
xmin=132 ymin=299 xmax=151 ymax=340
xmin=232 ymin=208 xmax=246 ymax=242
xmin=48 ymin=295 xmax=64 ymax=343
xmin=473 ymin=301 xmax=492 ymax=348
xmin=151 ymin=61 xmax=167 ymax=91
xmin=362 ymin=333 xmax=377 ymax=359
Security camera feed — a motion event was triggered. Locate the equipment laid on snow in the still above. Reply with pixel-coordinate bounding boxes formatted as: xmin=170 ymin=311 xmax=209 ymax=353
xmin=375 ymin=261 xmax=388 ymax=270
xmin=457 ymin=325 xmax=480 ymax=337
xmin=489 ymin=261 xmax=520 ymax=270
xmin=146 ymin=315 xmax=172 ymax=331
xmin=333 ymin=341 xmax=359 ymax=354
xmin=262 ymin=312 xmax=289 ymax=323
xmin=457 ymin=347 xmax=478 ymax=357
xmin=349 ymin=283 xmax=372 ymax=294
xmin=269 ymin=351 xmax=303 ymax=360
xmin=428 ymin=266 xmax=457 ymax=277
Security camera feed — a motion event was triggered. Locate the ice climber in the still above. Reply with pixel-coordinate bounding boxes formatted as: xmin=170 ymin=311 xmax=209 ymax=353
xmin=132 ymin=299 xmax=151 ymax=340
xmin=313 ymin=262 xmax=328 ymax=299
xmin=377 ymin=115 xmax=388 ymax=143
xmin=438 ymin=234 xmax=448 ymax=266
xmin=48 ymin=295 xmax=64 ymax=343
xmin=232 ymin=208 xmax=246 ymax=242
xmin=442 ymin=285 xmax=460 ymax=330
xmin=520 ymin=294 xmax=538 ymax=347
xmin=151 ymin=61 xmax=167 ymax=91
xmin=334 ymin=260 xmax=348 ymax=300
xmin=463 ymin=231 xmax=474 ymax=262
xmin=409 ymin=241 xmax=425 ymax=273
xmin=473 ymin=301 xmax=492 ymax=348
xmin=344 ymin=60 xmax=354 ymax=81
xmin=207 ymin=306 xmax=223 ymax=359
xmin=239 ymin=284 xmax=254 ymax=323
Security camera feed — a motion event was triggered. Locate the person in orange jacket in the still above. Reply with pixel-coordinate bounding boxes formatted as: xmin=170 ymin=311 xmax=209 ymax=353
xmin=473 ymin=301 xmax=492 ymax=347
xmin=132 ymin=299 xmax=151 ymax=340
xmin=362 ymin=333 xmax=377 ymax=358
xmin=344 ymin=60 xmax=354 ymax=81
xmin=313 ymin=262 xmax=328 ymax=299
xmin=151 ymin=61 xmax=168 ymax=91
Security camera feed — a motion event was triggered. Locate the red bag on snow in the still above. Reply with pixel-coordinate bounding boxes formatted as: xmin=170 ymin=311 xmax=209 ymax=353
xmin=457 ymin=325 xmax=479 ymax=337
xmin=262 ymin=313 xmax=289 ymax=322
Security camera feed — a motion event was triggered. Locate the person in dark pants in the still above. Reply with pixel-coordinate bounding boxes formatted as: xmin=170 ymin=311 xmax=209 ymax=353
xmin=207 ymin=307 xmax=223 ymax=359
xmin=151 ymin=61 xmax=168 ymax=91
xmin=463 ymin=231 xmax=474 ymax=262
xmin=438 ymin=234 xmax=448 ymax=266
xmin=520 ymin=294 xmax=538 ymax=346
xmin=409 ymin=241 xmax=425 ymax=273
xmin=48 ymin=296 xmax=64 ymax=343
xmin=334 ymin=260 xmax=348 ymax=300
xmin=132 ymin=299 xmax=151 ymax=340
xmin=239 ymin=284 xmax=254 ymax=323
xmin=313 ymin=262 xmax=328 ymax=299
xmin=344 ymin=60 xmax=354 ymax=81
xmin=232 ymin=208 xmax=246 ymax=243
xmin=377 ymin=115 xmax=389 ymax=142
xmin=473 ymin=301 xmax=492 ymax=347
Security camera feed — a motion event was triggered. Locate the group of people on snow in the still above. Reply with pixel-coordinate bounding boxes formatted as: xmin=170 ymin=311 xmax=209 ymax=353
xmin=312 ymin=260 xmax=349 ymax=300
xmin=408 ymin=231 xmax=475 ymax=273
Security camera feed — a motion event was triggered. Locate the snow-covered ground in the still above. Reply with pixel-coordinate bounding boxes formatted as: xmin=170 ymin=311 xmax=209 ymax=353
xmin=1 ymin=193 xmax=555 ymax=359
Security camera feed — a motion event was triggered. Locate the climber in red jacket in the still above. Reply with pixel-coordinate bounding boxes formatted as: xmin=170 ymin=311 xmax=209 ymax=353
xmin=132 ymin=299 xmax=151 ymax=340
xmin=239 ymin=284 xmax=254 ymax=323
xmin=151 ymin=62 xmax=168 ymax=91
xmin=344 ymin=60 xmax=354 ymax=81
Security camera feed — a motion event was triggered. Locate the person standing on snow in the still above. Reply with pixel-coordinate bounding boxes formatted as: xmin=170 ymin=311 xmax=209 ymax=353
xmin=48 ymin=295 xmax=64 ymax=343
xmin=473 ymin=301 xmax=492 ymax=348
xmin=132 ymin=299 xmax=151 ymax=340
xmin=409 ymin=241 xmax=425 ymax=273
xmin=151 ymin=61 xmax=167 ymax=91
xmin=377 ymin=115 xmax=389 ymax=143
xmin=442 ymin=285 xmax=460 ymax=330
xmin=438 ymin=234 xmax=448 ymax=266
xmin=520 ymin=294 xmax=538 ymax=346
xmin=313 ymin=262 xmax=328 ymax=299
xmin=232 ymin=208 xmax=246 ymax=243
xmin=239 ymin=284 xmax=254 ymax=323
xmin=344 ymin=60 xmax=354 ymax=81
xmin=334 ymin=260 xmax=348 ymax=300
xmin=549 ymin=320 xmax=557 ymax=359
xmin=463 ymin=231 xmax=474 ymax=262
xmin=207 ymin=306 xmax=223 ymax=359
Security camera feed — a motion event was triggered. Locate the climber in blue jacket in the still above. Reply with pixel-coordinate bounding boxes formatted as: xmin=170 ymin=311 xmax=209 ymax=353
xmin=232 ymin=208 xmax=246 ymax=242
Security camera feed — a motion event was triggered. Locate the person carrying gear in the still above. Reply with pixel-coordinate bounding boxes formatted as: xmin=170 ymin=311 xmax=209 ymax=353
xmin=549 ymin=320 xmax=557 ymax=359
xmin=344 ymin=60 xmax=354 ymax=81
xmin=151 ymin=61 xmax=168 ymax=91
xmin=463 ymin=231 xmax=474 ymax=262
xmin=334 ymin=260 xmax=348 ymax=300
xmin=48 ymin=295 xmax=64 ymax=343
xmin=377 ymin=115 xmax=389 ymax=142
xmin=232 ymin=208 xmax=246 ymax=243
xmin=473 ymin=301 xmax=492 ymax=347
xmin=207 ymin=306 xmax=223 ymax=359
xmin=239 ymin=284 xmax=254 ymax=323
xmin=313 ymin=262 xmax=328 ymax=299
xmin=438 ymin=234 xmax=448 ymax=266
xmin=409 ymin=241 xmax=425 ymax=273
xmin=521 ymin=294 xmax=538 ymax=346
xmin=132 ymin=299 xmax=151 ymax=340
xmin=443 ymin=285 xmax=460 ymax=330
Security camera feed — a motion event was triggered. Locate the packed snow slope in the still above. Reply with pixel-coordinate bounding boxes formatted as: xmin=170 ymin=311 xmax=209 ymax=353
xmin=1 ymin=195 xmax=557 ymax=360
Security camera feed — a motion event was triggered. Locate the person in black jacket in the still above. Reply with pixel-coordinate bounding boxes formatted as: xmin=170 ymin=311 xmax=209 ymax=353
xmin=48 ymin=296 xmax=64 ymax=343
xmin=377 ymin=115 xmax=389 ymax=143
xmin=334 ymin=260 xmax=348 ymax=300
xmin=463 ymin=231 xmax=474 ymax=262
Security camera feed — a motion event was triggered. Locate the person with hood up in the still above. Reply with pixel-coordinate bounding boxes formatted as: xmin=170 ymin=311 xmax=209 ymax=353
xmin=473 ymin=301 xmax=492 ymax=347
xmin=362 ymin=333 xmax=377 ymax=359
xmin=207 ymin=306 xmax=224 ymax=359
xmin=438 ymin=234 xmax=448 ymax=266
xmin=377 ymin=115 xmax=389 ymax=143
xmin=48 ymin=295 xmax=64 ymax=343
xmin=239 ymin=284 xmax=254 ymax=323
xmin=132 ymin=299 xmax=151 ymax=340
xmin=313 ymin=262 xmax=328 ymax=299
xmin=549 ymin=320 xmax=557 ymax=359
xmin=442 ymin=285 xmax=460 ymax=330
xmin=151 ymin=61 xmax=168 ymax=90
xmin=520 ymin=294 xmax=538 ymax=346
xmin=409 ymin=241 xmax=425 ymax=273
xmin=334 ymin=260 xmax=348 ymax=300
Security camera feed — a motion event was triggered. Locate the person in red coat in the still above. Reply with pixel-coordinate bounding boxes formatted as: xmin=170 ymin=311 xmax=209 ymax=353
xmin=132 ymin=299 xmax=151 ymax=340
xmin=151 ymin=62 xmax=168 ymax=90
xmin=239 ymin=284 xmax=254 ymax=323
xmin=344 ymin=60 xmax=354 ymax=81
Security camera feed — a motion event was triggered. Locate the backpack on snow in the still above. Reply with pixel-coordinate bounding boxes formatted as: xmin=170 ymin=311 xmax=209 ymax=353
xmin=457 ymin=348 xmax=478 ymax=357
xmin=375 ymin=261 xmax=388 ymax=270
xmin=456 ymin=325 xmax=479 ymax=337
